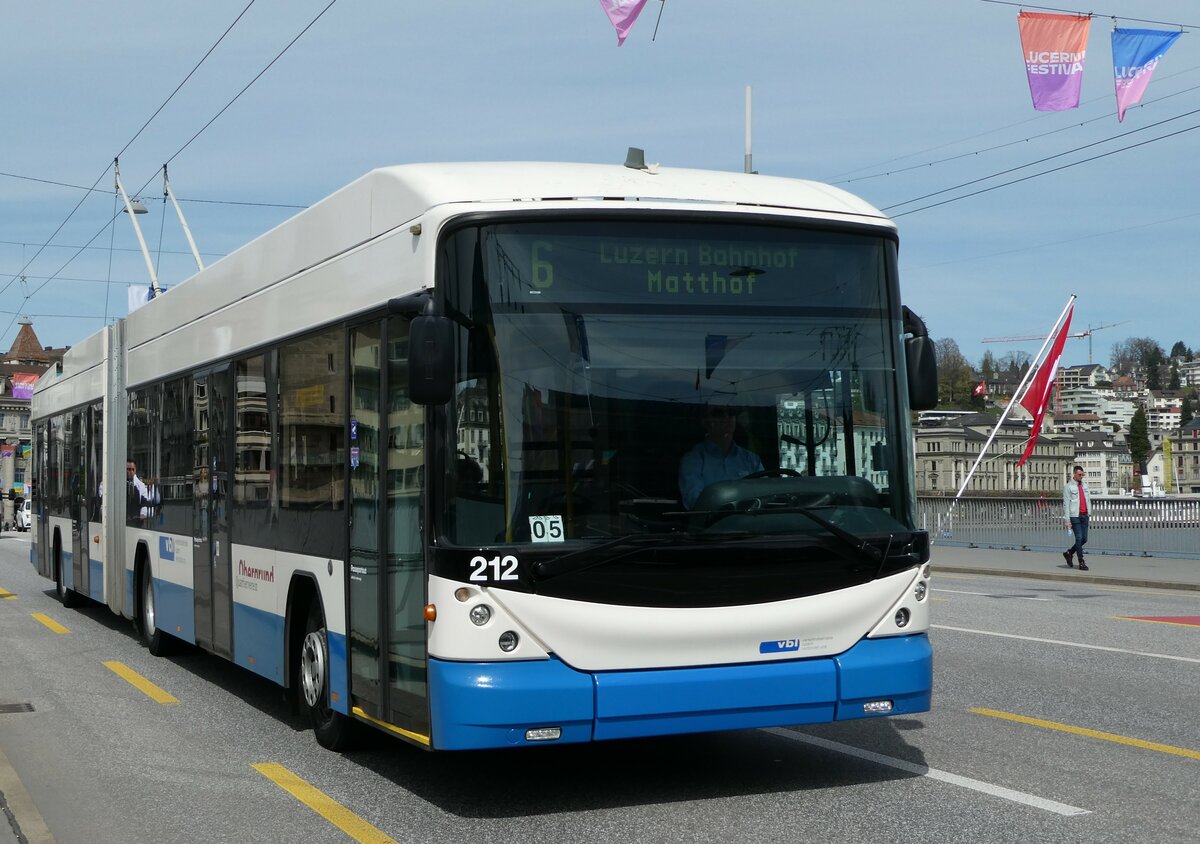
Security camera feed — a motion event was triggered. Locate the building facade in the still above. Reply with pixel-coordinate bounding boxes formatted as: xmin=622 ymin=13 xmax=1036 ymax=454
xmin=914 ymin=413 xmax=1074 ymax=496
xmin=1171 ymin=419 xmax=1200 ymax=494
xmin=0 ymin=318 xmax=65 ymax=527
xmin=1072 ymin=430 xmax=1131 ymax=495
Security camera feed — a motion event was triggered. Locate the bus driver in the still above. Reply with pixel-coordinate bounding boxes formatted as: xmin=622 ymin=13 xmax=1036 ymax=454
xmin=678 ymin=403 xmax=763 ymax=509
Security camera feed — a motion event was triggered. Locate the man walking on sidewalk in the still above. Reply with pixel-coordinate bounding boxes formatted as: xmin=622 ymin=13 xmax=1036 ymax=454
xmin=1063 ymin=465 xmax=1091 ymax=571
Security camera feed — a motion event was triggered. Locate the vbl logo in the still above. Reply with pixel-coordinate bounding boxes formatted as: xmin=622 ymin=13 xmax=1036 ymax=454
xmin=759 ymin=639 xmax=800 ymax=654
xmin=159 ymin=536 xmax=175 ymax=561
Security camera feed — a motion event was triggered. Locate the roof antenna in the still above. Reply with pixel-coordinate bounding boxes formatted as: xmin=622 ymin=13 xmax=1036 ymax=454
xmin=624 ymin=147 xmax=648 ymax=170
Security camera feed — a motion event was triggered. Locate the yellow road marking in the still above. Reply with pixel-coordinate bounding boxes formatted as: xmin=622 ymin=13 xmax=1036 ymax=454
xmin=253 ymin=763 xmax=399 ymax=844
xmin=1110 ymin=616 xmax=1200 ymax=629
xmin=102 ymin=661 xmax=179 ymax=705
xmin=930 ymin=596 xmax=949 ymax=602
xmin=971 ymin=707 xmax=1200 ymax=760
xmin=0 ymin=587 xmax=16 ymax=599
xmin=31 ymin=613 xmax=69 ymax=634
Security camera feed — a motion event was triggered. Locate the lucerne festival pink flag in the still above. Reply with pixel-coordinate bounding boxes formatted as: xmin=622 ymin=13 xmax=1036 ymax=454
xmin=599 ymin=0 xmax=650 ymax=46
xmin=1112 ymin=28 xmax=1181 ymax=122
xmin=1018 ymin=11 xmax=1092 ymax=111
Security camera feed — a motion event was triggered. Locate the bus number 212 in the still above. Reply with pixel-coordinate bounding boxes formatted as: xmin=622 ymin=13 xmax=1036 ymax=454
xmin=469 ymin=555 xmax=519 ymax=582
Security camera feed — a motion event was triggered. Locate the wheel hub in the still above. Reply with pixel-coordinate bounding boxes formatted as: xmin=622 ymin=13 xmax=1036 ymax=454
xmin=300 ymin=629 xmax=327 ymax=709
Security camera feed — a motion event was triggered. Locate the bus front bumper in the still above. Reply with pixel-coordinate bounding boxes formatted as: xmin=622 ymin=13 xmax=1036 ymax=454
xmin=428 ymin=633 xmax=931 ymax=750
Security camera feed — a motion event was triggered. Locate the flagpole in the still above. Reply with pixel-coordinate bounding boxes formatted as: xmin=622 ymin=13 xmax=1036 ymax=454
xmin=951 ymin=293 xmax=1075 ymax=501
xmin=931 ymin=294 xmax=1075 ymax=544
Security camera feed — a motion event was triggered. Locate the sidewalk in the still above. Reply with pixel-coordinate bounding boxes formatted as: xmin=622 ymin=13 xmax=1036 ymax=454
xmin=930 ymin=544 xmax=1200 ymax=591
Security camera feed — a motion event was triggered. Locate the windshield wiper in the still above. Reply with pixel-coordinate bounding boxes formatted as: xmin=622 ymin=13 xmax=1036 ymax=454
xmin=678 ymin=504 xmax=894 ymax=572
xmin=532 ymin=530 xmax=750 ymax=582
xmin=789 ymin=507 xmax=893 ymax=575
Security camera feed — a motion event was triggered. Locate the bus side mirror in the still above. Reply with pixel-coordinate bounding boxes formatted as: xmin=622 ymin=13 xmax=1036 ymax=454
xmin=902 ymin=305 xmax=938 ymax=411
xmin=409 ymin=315 xmax=454 ymax=406
xmin=906 ymin=335 xmax=938 ymax=410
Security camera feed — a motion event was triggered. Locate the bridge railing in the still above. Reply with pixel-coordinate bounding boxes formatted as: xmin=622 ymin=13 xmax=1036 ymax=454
xmin=916 ymin=495 xmax=1200 ymax=558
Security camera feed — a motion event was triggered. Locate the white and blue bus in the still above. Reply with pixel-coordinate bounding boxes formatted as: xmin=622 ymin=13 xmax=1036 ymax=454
xmin=32 ymin=160 xmax=938 ymax=751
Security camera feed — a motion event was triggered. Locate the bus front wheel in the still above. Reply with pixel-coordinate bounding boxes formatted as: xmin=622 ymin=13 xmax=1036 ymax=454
xmin=300 ymin=602 xmax=354 ymax=751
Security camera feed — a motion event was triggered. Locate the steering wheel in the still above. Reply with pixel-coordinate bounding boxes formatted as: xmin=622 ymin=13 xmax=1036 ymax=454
xmin=742 ymin=468 xmax=801 ymax=479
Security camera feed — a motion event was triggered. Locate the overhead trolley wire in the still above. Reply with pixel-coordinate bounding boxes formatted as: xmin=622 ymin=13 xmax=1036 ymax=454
xmin=835 ymin=75 xmax=1200 ymax=187
xmin=884 ymin=103 xmax=1200 ymax=211
xmin=978 ymin=0 xmax=1199 ymax=30
xmin=0 ymin=0 xmax=260 ymax=340
xmin=147 ymin=0 xmax=340 ymax=181
xmin=0 ymin=170 xmax=305 ymax=208
xmin=890 ymin=122 xmax=1200 ymax=217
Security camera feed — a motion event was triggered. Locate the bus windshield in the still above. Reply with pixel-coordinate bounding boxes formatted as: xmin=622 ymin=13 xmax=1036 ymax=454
xmin=440 ymin=218 xmax=916 ymax=556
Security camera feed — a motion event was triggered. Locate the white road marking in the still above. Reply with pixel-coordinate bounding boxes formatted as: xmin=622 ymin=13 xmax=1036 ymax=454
xmin=933 ymin=624 xmax=1200 ymax=664
xmin=935 ymin=588 xmax=1051 ymax=601
xmin=765 ymin=728 xmax=1089 ymax=817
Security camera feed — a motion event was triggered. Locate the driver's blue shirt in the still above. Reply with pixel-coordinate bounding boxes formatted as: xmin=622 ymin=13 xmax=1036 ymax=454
xmin=679 ymin=440 xmax=764 ymax=509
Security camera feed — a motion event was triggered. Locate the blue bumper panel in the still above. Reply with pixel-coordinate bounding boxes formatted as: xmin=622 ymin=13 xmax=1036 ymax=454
xmin=327 ymin=631 xmax=349 ymax=715
xmin=232 ymin=603 xmax=284 ymax=684
xmin=594 ymin=659 xmax=836 ymax=741
xmin=833 ymin=633 xmax=932 ymax=720
xmin=89 ymin=559 xmax=104 ymax=602
xmin=154 ymin=579 xmax=196 ymax=644
xmin=429 ymin=657 xmax=595 ymax=750
xmin=125 ymin=568 xmax=136 ymax=618
xmin=427 ymin=634 xmax=932 ymax=751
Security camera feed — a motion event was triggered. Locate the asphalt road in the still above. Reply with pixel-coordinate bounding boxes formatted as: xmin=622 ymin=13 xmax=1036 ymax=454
xmin=1 ymin=533 xmax=1197 ymax=844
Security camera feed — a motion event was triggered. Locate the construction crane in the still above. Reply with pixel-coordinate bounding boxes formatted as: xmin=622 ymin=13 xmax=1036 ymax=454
xmin=982 ymin=320 xmax=1129 ymax=364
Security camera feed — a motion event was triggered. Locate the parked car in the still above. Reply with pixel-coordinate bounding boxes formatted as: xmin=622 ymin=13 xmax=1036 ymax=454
xmin=16 ymin=499 xmax=31 ymax=532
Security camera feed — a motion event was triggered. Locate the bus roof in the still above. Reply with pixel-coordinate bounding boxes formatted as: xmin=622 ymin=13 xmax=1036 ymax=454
xmin=121 ymin=162 xmax=893 ymax=352
xmin=38 ymin=162 xmax=895 ymax=400
xmin=365 ymin=162 xmax=889 ymax=221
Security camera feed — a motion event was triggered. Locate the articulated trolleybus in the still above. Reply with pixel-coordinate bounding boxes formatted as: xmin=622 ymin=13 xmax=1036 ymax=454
xmin=32 ymin=160 xmax=939 ymax=751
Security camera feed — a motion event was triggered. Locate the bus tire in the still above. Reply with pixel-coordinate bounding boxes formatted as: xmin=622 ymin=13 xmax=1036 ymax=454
xmin=300 ymin=601 xmax=354 ymax=751
xmin=54 ymin=541 xmax=79 ymax=608
xmin=139 ymin=561 xmax=174 ymax=656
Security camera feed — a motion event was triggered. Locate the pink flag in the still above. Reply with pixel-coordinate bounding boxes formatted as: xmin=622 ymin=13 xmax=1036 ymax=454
xmin=599 ymin=0 xmax=650 ymax=46
xmin=1016 ymin=305 xmax=1073 ymax=467
xmin=1018 ymin=12 xmax=1091 ymax=111
xmin=1112 ymin=28 xmax=1181 ymax=122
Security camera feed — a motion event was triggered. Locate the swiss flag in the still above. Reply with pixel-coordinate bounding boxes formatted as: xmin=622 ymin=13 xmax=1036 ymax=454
xmin=973 ymin=379 xmax=987 ymax=397
xmin=1016 ymin=306 xmax=1073 ymax=467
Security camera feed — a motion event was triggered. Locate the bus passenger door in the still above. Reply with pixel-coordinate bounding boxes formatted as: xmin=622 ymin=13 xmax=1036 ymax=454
xmin=193 ymin=368 xmax=234 ymax=658
xmin=68 ymin=411 xmax=89 ymax=598
xmin=347 ymin=318 xmax=430 ymax=741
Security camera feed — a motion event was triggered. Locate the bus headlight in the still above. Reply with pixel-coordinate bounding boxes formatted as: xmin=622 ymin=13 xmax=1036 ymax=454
xmin=894 ymin=608 xmax=911 ymax=628
xmin=469 ymin=604 xmax=492 ymax=626
xmin=914 ymin=581 xmax=927 ymax=601
xmin=498 ymin=631 xmax=519 ymax=652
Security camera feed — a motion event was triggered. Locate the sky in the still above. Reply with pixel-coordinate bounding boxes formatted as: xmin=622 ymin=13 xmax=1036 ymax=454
xmin=4 ymin=0 xmax=1199 ymax=372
